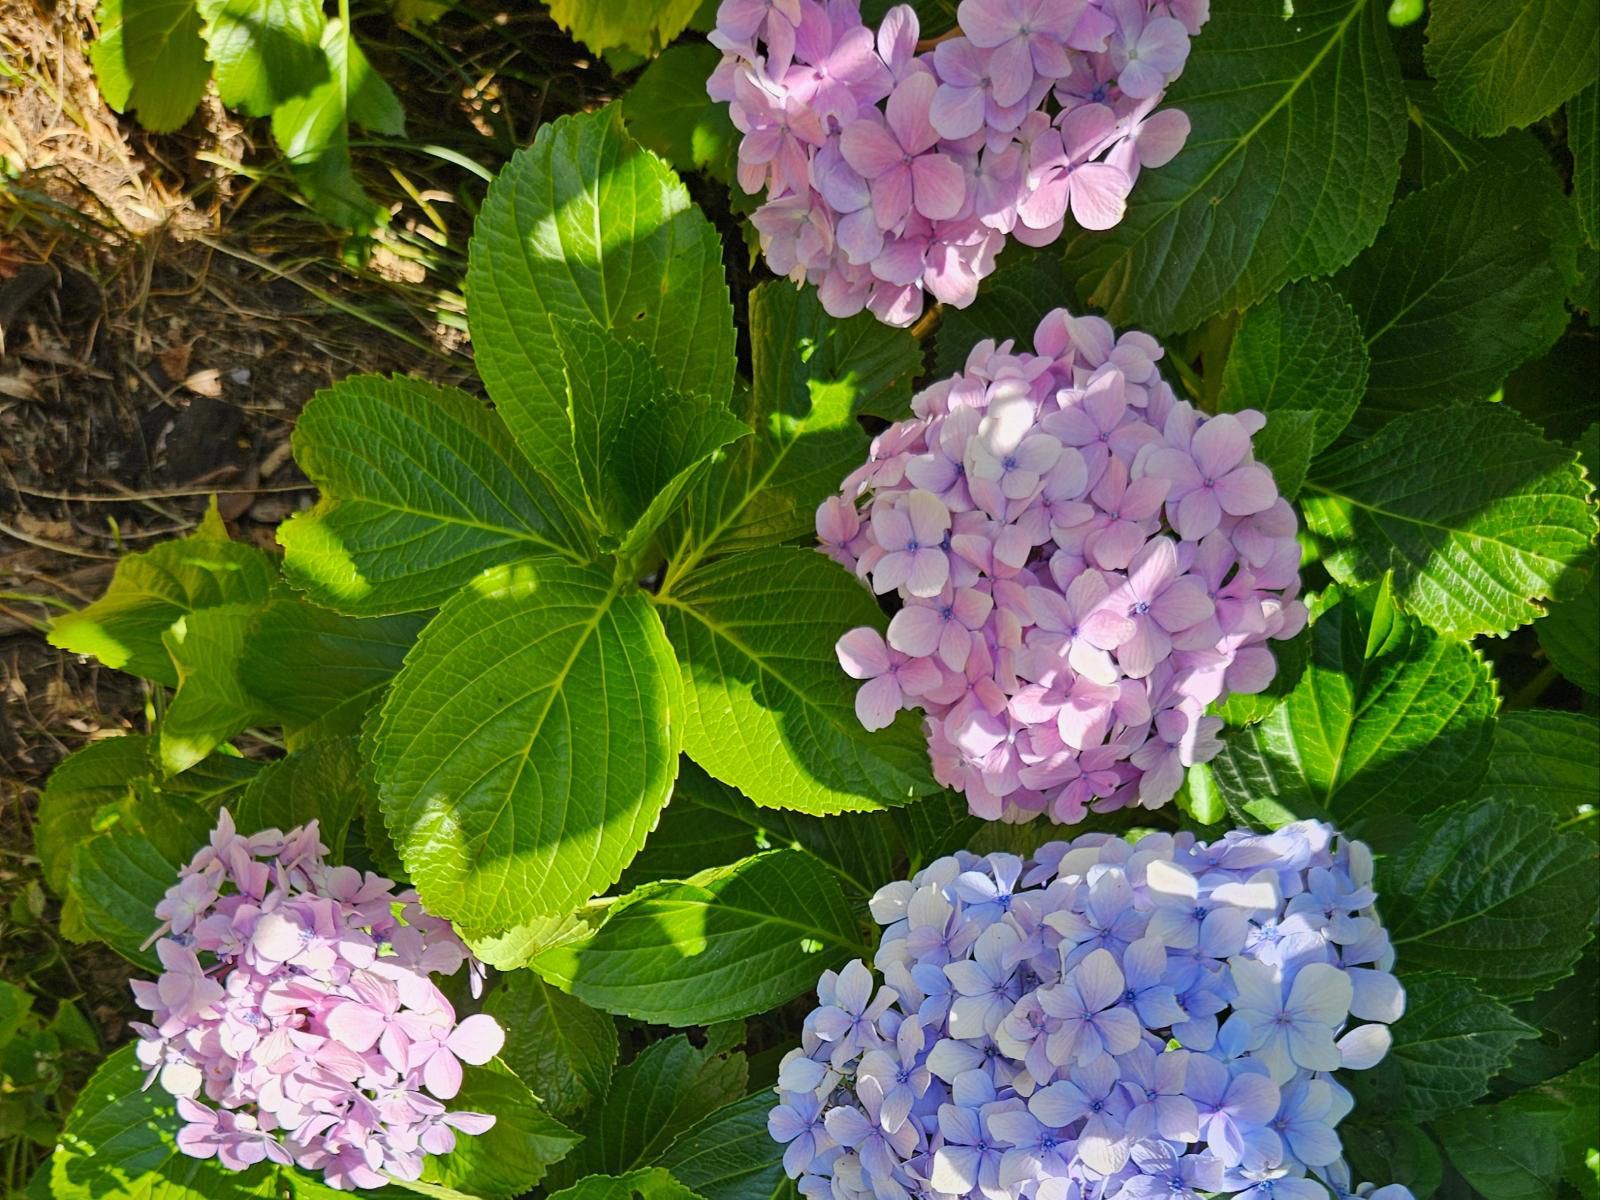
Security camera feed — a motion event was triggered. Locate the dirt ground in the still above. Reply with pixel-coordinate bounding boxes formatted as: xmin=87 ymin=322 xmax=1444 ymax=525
xmin=0 ymin=0 xmax=620 ymax=1136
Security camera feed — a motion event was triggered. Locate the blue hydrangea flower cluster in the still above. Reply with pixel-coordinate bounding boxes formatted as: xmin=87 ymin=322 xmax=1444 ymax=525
xmin=769 ymin=821 xmax=1412 ymax=1200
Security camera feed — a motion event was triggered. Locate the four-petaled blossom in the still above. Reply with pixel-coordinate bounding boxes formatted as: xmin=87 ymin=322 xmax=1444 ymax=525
xmin=771 ymin=824 xmax=1409 ymax=1199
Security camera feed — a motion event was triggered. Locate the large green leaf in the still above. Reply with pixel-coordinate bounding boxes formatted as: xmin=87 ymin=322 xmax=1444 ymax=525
xmin=561 ymin=1035 xmax=747 ymax=1180
xmin=417 ymin=1062 xmax=580 ymax=1198
xmin=231 ymin=736 xmax=369 ymax=860
xmin=1216 ymin=280 xmax=1366 ymax=454
xmin=656 ymin=547 xmax=935 ymax=815
xmin=1330 ymin=148 xmax=1581 ymax=420
xmin=270 ymin=18 xmax=405 ymax=232
xmin=531 ymin=849 xmax=863 ymax=1025
xmin=657 ymin=1094 xmax=786 ymax=1200
xmin=484 ymin=972 xmax=618 ymax=1121
xmin=547 ymin=1170 xmax=703 ymax=1200
xmin=1379 ymin=972 xmax=1536 ymax=1122
xmin=664 ymin=283 xmax=922 ymax=574
xmin=622 ymin=43 xmax=737 ymax=186
xmin=34 ymin=736 xmax=156 ymax=894
xmin=49 ymin=503 xmax=275 ymax=686
xmin=1433 ymin=1056 xmax=1599 ymax=1200
xmin=544 ymin=0 xmax=702 ymax=56
xmin=1209 ymin=581 xmax=1497 ymax=850
xmin=1480 ymin=710 xmax=1600 ymax=837
xmin=620 ymin=760 xmax=901 ymax=900
xmin=1382 ymin=797 xmax=1600 ymax=1000
xmin=1574 ymin=82 xmax=1600 ymax=249
xmin=1537 ymin=566 xmax=1600 ymax=695
xmin=197 ymin=0 xmax=326 ymax=116
xmin=1424 ymin=0 xmax=1600 ymax=136
xmin=279 ymin=374 xmax=586 ymax=615
xmin=1302 ymin=404 xmax=1599 ymax=638
xmin=468 ymin=105 xmax=734 ymax=521
xmin=90 ymin=0 xmax=211 ymax=133
xmin=1063 ymin=0 xmax=1407 ymax=334
xmin=1498 ymin=942 xmax=1600 ymax=1094
xmin=53 ymin=1046 xmax=281 ymax=1200
xmin=1341 ymin=1122 xmax=1444 ymax=1200
xmin=237 ymin=597 xmax=426 ymax=748
xmin=374 ymin=558 xmax=682 ymax=930
xmin=557 ymin=322 xmax=748 ymax=558
xmin=160 ymin=602 xmax=273 ymax=775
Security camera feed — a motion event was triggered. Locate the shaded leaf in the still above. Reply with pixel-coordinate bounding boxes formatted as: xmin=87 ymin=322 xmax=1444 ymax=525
xmin=531 ymin=849 xmax=863 ymax=1025
xmin=374 ymin=558 xmax=682 ymax=930
xmin=656 ymin=547 xmax=935 ymax=815
xmin=1382 ymin=798 xmax=1600 ymax=1000
xmin=231 ymin=736 xmax=370 ymax=861
xmin=1498 ymin=941 xmax=1600 ymax=1094
xmin=197 ymin=0 xmax=326 ymax=116
xmin=1480 ymin=710 xmax=1600 ymax=837
xmin=657 ymin=1093 xmax=786 ymax=1200
xmin=1381 ymin=971 xmax=1536 ymax=1121
xmin=417 ymin=1061 xmax=580 ymax=1198
xmin=1424 ymin=0 xmax=1600 ymax=136
xmin=623 ymin=44 xmax=737 ymax=185
xmin=1302 ymin=403 xmax=1598 ymax=638
xmin=1574 ymin=81 xmax=1600 ymax=249
xmin=484 ymin=972 xmax=618 ymax=1121
xmin=279 ymin=374 xmax=586 ymax=615
xmin=1064 ymin=0 xmax=1407 ymax=334
xmin=34 ymin=736 xmax=158 ymax=894
xmin=90 ymin=0 xmax=210 ymax=132
xmin=933 ymin=246 xmax=1065 ymax=379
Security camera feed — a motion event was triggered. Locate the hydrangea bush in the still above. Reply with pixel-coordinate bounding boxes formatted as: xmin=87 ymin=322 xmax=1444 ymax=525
xmin=26 ymin=1 xmax=1600 ymax=1198
xmin=711 ymin=0 xmax=1204 ymax=324
xmin=772 ymin=822 xmax=1404 ymax=1198
xmin=820 ymin=305 xmax=1302 ymax=822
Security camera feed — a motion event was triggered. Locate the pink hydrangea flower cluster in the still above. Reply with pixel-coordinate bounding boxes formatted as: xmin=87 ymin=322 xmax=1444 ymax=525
xmin=818 ymin=306 xmax=1305 ymax=823
xmin=708 ymin=0 xmax=1207 ymax=325
xmin=131 ymin=811 xmax=504 ymax=1191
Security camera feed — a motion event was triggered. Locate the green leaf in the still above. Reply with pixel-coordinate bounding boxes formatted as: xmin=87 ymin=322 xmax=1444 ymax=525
xmin=1209 ymin=581 xmax=1498 ymax=849
xmin=418 ymin=1061 xmax=580 ymax=1198
xmin=1424 ymin=0 xmax=1600 ymax=137
xmin=1064 ymin=0 xmax=1407 ymax=334
xmin=544 ymin=0 xmax=702 ymax=56
xmin=620 ymin=760 xmax=901 ymax=900
xmin=1301 ymin=403 xmax=1599 ymax=638
xmin=1400 ymin=81 xmax=1493 ymax=190
xmin=665 ymin=282 xmax=922 ymax=570
xmin=1434 ymin=1056 xmax=1599 ymax=1200
xmin=90 ymin=0 xmax=211 ymax=133
xmin=35 ymin=736 xmax=156 ymax=894
xmin=52 ymin=1045 xmax=281 ymax=1200
xmin=547 ymin=1170 xmax=703 ymax=1200
xmin=1574 ymin=82 xmax=1600 ymax=249
xmin=623 ymin=44 xmax=737 ymax=185
xmin=69 ymin=792 xmax=213 ymax=970
xmin=468 ymin=105 xmax=734 ymax=521
xmin=197 ymin=0 xmax=327 ymax=116
xmin=1498 ymin=941 xmax=1600 ymax=1093
xmin=562 ymin=1035 xmax=746 ymax=1179
xmin=484 ymin=972 xmax=618 ymax=1121
xmin=237 ymin=597 xmax=426 ymax=748
xmin=1480 ymin=710 xmax=1600 ymax=837
xmin=1210 ymin=623 xmax=1310 ymax=729
xmin=1382 ymin=797 xmax=1600 ymax=1000
xmin=49 ymin=502 xmax=275 ymax=687
xmin=1538 ymin=564 xmax=1600 ymax=695
xmin=231 ymin=736 xmax=369 ymax=859
xmin=279 ymin=374 xmax=586 ymax=615
xmin=933 ymin=246 xmax=1065 ymax=379
xmin=1217 ymin=280 xmax=1367 ymax=455
xmin=1381 ymin=971 xmax=1537 ymax=1121
xmin=657 ymin=1094 xmax=784 ymax=1200
xmin=270 ymin=19 xmax=405 ymax=232
xmin=531 ymin=848 xmax=862 ymax=1025
xmin=1330 ymin=148 xmax=1581 ymax=420
xmin=160 ymin=602 xmax=272 ymax=775
xmin=1342 ymin=1121 xmax=1444 ymax=1200
xmin=1245 ymin=409 xmax=1316 ymax=500
xmin=557 ymin=322 xmax=748 ymax=555
xmin=656 ymin=547 xmax=935 ymax=815
xmin=460 ymin=910 xmax=597 ymax=973
xmin=374 ymin=558 xmax=683 ymax=930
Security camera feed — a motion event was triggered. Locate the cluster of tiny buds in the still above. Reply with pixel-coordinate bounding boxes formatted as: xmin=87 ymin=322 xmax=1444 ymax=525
xmin=710 ymin=0 xmax=1206 ymax=325
xmin=771 ymin=821 xmax=1411 ymax=1200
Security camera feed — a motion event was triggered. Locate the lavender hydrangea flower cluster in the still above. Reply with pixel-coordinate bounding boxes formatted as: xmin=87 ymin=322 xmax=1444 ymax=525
xmin=819 ymin=307 xmax=1304 ymax=824
xmin=709 ymin=0 xmax=1207 ymax=325
xmin=769 ymin=822 xmax=1411 ymax=1200
xmin=131 ymin=811 xmax=504 ymax=1191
